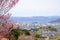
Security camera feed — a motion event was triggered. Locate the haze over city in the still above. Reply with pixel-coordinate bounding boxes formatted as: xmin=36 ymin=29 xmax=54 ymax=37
xmin=9 ymin=0 xmax=60 ymax=17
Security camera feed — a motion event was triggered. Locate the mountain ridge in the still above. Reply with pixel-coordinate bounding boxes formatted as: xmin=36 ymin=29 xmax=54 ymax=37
xmin=10 ymin=16 xmax=60 ymax=23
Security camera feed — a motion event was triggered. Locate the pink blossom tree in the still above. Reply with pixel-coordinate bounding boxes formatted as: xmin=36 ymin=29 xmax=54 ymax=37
xmin=0 ymin=0 xmax=19 ymax=39
xmin=0 ymin=0 xmax=19 ymax=14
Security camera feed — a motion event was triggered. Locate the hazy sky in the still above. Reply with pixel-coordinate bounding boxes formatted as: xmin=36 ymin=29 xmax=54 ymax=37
xmin=9 ymin=0 xmax=60 ymax=17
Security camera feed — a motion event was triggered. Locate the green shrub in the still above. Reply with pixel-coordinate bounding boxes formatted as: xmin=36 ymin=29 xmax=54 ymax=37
xmin=34 ymin=34 xmax=42 ymax=38
xmin=10 ymin=29 xmax=20 ymax=40
xmin=22 ymin=29 xmax=30 ymax=35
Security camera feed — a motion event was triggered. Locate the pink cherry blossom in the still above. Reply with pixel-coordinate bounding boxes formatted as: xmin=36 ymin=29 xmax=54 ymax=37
xmin=0 ymin=0 xmax=19 ymax=39
xmin=0 ymin=13 xmax=17 ymax=38
xmin=0 ymin=0 xmax=19 ymax=14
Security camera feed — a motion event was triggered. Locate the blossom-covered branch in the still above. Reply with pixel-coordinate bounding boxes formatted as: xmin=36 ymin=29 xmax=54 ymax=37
xmin=0 ymin=0 xmax=19 ymax=39
xmin=0 ymin=0 xmax=19 ymax=14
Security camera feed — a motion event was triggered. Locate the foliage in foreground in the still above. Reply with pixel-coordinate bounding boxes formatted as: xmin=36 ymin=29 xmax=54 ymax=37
xmin=10 ymin=29 xmax=20 ymax=40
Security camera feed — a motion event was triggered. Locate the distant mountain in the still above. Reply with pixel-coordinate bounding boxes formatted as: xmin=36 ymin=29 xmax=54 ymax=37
xmin=10 ymin=16 xmax=60 ymax=23
xmin=50 ymin=18 xmax=60 ymax=23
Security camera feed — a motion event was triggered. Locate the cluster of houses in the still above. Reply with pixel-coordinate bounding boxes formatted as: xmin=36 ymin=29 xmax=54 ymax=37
xmin=16 ymin=22 xmax=60 ymax=40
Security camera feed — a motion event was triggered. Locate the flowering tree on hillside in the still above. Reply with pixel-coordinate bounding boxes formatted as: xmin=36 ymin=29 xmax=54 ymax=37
xmin=0 ymin=0 xmax=19 ymax=14
xmin=0 ymin=0 xmax=19 ymax=40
